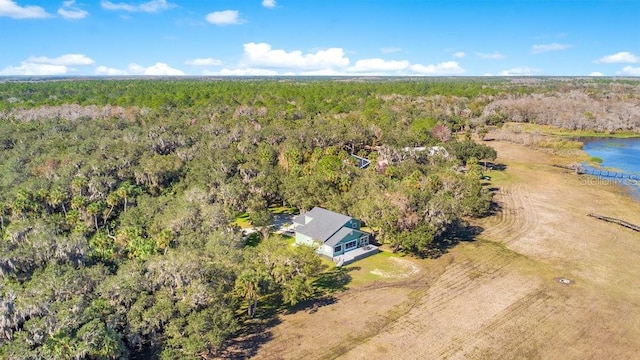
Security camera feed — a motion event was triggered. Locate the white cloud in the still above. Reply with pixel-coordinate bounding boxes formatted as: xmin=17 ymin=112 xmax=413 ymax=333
xmin=499 ymin=67 xmax=541 ymax=76
xmin=589 ymin=72 xmax=604 ymax=77
xmin=0 ymin=0 xmax=51 ymax=19
xmin=530 ymin=43 xmax=571 ymax=54
xmin=617 ymin=66 xmax=640 ymax=76
xmin=0 ymin=63 xmax=67 ymax=75
xmin=126 ymin=63 xmax=145 ymax=74
xmin=0 ymin=53 xmax=95 ymax=75
xmin=95 ymin=62 xmax=185 ymax=76
xmin=476 ymin=51 xmax=506 ymax=60
xmin=144 ymin=63 xmax=184 ymax=75
xmin=100 ymin=0 xmax=175 ymax=13
xmin=57 ymin=0 xmax=87 ymax=19
xmin=185 ymin=58 xmax=222 ymax=67
xmin=262 ymin=0 xmax=276 ymax=8
xmin=205 ymin=10 xmax=244 ymax=25
xmin=1 ymin=54 xmax=184 ymax=77
xmin=96 ymin=66 xmax=128 ymax=75
xmin=242 ymin=42 xmax=350 ymax=69
xmin=596 ymin=51 xmax=640 ymax=64
xmin=453 ymin=52 xmax=466 ymax=59
xmin=215 ymin=43 xmax=467 ymax=76
xmin=27 ymin=54 xmax=94 ymax=65
xmin=101 ymin=1 xmax=135 ymax=11
xmin=380 ymin=47 xmax=402 ymax=54
xmin=348 ymin=58 xmax=409 ymax=73
xmin=58 ymin=7 xmax=87 ymax=19
xmin=128 ymin=62 xmax=184 ymax=75
xmin=410 ymin=61 xmax=465 ymax=75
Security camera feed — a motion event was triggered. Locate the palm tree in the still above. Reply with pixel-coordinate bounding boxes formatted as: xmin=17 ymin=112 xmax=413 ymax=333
xmin=155 ymin=229 xmax=173 ymax=254
xmin=76 ymin=319 xmax=125 ymax=359
xmin=47 ymin=186 xmax=68 ymax=216
xmin=86 ymin=201 xmax=104 ymax=231
xmin=12 ymin=189 xmax=34 ymax=220
xmin=96 ymin=326 xmax=125 ymax=359
xmin=70 ymin=196 xmax=88 ymax=227
xmin=42 ymin=331 xmax=77 ymax=360
xmin=115 ymin=181 xmax=135 ymax=212
xmin=71 ymin=176 xmax=87 ymax=197
xmin=103 ymin=192 xmax=120 ymax=224
xmin=235 ymin=269 xmax=269 ymax=317
xmin=89 ymin=231 xmax=114 ymax=260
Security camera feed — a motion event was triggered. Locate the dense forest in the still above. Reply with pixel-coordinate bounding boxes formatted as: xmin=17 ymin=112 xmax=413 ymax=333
xmin=0 ymin=77 xmax=637 ymax=359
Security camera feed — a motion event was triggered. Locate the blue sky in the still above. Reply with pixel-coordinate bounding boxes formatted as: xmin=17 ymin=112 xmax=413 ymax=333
xmin=0 ymin=0 xmax=639 ymax=76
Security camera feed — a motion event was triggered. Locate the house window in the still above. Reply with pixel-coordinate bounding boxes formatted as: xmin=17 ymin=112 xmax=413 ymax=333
xmin=334 ymin=244 xmax=342 ymax=253
xmin=345 ymin=240 xmax=357 ymax=250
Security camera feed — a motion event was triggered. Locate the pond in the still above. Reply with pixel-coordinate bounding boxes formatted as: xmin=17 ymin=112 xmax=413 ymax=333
xmin=580 ymin=137 xmax=640 ymax=198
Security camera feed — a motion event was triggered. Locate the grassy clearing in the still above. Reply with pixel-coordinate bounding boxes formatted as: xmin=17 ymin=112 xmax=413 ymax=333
xmin=283 ymin=235 xmax=296 ymax=246
xmin=513 ymin=123 xmax=640 ymax=138
xmin=313 ymin=250 xmax=421 ymax=292
xmin=232 ymin=205 xmax=299 ymax=229
xmin=483 ymin=167 xmax=511 ymax=183
xmin=314 ymin=265 xmax=352 ymax=293
xmin=343 ymin=251 xmax=420 ymax=287
xmin=268 ymin=205 xmax=298 ymax=215
xmin=536 ymin=139 xmax=584 ymax=150
xmin=231 ymin=212 xmax=252 ymax=229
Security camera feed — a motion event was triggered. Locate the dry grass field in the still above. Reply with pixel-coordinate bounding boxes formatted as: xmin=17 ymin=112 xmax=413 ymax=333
xmin=237 ymin=140 xmax=640 ymax=360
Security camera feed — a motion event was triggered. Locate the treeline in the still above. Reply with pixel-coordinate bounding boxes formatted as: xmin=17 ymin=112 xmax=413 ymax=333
xmin=3 ymin=78 xmax=638 ymax=133
xmin=479 ymin=86 xmax=640 ymax=132
xmin=1 ymin=78 xmax=499 ymax=358
xmin=0 ymin=78 xmax=503 ymax=111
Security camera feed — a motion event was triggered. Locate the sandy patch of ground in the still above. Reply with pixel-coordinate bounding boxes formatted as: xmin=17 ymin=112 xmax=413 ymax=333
xmin=370 ymin=257 xmax=420 ymax=278
xmin=241 ymin=140 xmax=640 ymax=360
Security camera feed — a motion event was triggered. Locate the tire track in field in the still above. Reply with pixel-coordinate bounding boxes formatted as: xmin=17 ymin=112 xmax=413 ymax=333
xmin=437 ymin=288 xmax=564 ymax=359
xmin=481 ymin=183 xmax=539 ymax=245
xmin=351 ymin=244 xmax=522 ymax=350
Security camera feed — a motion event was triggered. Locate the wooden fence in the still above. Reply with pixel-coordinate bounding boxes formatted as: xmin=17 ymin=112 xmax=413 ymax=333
xmin=588 ymin=213 xmax=640 ymax=232
xmin=576 ymin=167 xmax=640 ymax=181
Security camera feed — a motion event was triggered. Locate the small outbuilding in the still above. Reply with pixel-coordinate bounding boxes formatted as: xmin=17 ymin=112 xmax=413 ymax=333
xmin=293 ymin=207 xmax=378 ymax=265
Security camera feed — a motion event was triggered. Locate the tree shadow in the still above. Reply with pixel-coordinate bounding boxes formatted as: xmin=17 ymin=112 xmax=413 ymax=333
xmin=219 ymin=266 xmax=358 ymax=358
xmin=282 ymin=267 xmax=362 ymax=316
xmin=488 ymin=197 xmax=503 ymax=216
xmin=482 ymin=161 xmax=508 ymax=171
xmin=219 ymin=292 xmax=287 ymax=359
xmin=286 ymin=296 xmax=338 ymax=315
xmin=423 ymin=221 xmax=484 ymax=259
xmin=218 ymin=316 xmax=280 ymax=359
xmin=244 ymin=232 xmax=262 ymax=247
xmin=313 ymin=265 xmax=356 ymax=293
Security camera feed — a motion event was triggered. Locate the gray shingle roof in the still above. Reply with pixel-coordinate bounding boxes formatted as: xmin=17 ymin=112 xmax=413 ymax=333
xmin=325 ymin=227 xmax=370 ymax=247
xmin=293 ymin=207 xmax=352 ymax=243
xmin=325 ymin=227 xmax=353 ymax=247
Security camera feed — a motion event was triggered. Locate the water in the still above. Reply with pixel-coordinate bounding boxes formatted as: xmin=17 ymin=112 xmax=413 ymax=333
xmin=581 ymin=137 xmax=640 ymax=198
